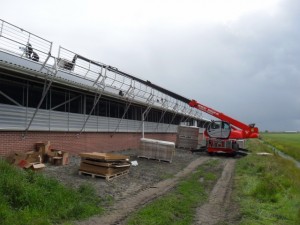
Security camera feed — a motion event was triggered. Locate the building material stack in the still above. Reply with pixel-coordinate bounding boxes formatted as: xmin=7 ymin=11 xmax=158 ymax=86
xmin=78 ymin=152 xmax=131 ymax=180
xmin=6 ymin=141 xmax=69 ymax=169
xmin=139 ymin=138 xmax=175 ymax=163
xmin=176 ymin=126 xmax=199 ymax=150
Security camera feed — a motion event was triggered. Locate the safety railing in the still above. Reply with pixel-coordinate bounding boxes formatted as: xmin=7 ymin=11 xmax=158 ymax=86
xmin=0 ymin=19 xmax=202 ymax=122
xmin=0 ymin=19 xmax=52 ymax=64
xmin=57 ymin=46 xmax=191 ymax=117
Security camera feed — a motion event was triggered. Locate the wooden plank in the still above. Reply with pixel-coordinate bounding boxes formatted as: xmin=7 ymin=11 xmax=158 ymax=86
xmin=81 ymin=159 xmax=131 ymax=168
xmin=79 ymin=152 xmax=129 ymax=161
xmin=79 ymin=162 xmax=130 ymax=175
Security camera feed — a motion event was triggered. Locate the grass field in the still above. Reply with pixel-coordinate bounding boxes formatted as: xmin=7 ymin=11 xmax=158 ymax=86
xmin=235 ymin=139 xmax=300 ymax=225
xmin=0 ymin=160 xmax=103 ymax=225
xmin=261 ymin=133 xmax=300 ymax=161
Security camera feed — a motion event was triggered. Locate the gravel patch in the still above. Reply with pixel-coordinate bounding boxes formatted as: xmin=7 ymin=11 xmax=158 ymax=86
xmin=42 ymin=148 xmax=198 ymax=202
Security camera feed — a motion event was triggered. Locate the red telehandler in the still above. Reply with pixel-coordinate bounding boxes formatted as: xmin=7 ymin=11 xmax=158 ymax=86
xmin=188 ymin=100 xmax=259 ymax=156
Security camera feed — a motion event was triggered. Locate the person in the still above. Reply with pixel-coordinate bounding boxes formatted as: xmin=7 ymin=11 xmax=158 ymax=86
xmin=25 ymin=43 xmax=39 ymax=62
xmin=31 ymin=51 xmax=39 ymax=62
xmin=25 ymin=43 xmax=33 ymax=58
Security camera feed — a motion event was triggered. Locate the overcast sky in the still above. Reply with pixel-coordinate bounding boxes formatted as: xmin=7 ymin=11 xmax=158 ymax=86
xmin=2 ymin=0 xmax=300 ymax=131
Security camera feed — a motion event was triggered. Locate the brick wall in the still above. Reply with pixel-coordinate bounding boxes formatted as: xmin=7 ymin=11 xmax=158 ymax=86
xmin=0 ymin=131 xmax=177 ymax=156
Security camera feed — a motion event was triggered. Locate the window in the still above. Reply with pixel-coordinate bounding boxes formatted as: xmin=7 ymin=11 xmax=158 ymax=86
xmin=0 ymin=79 xmax=25 ymax=106
xmin=0 ymin=74 xmax=202 ymax=126
xmin=51 ymin=88 xmax=67 ymax=112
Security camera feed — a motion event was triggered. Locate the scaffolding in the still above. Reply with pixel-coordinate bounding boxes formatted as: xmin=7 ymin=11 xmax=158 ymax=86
xmin=0 ymin=19 xmax=204 ymax=134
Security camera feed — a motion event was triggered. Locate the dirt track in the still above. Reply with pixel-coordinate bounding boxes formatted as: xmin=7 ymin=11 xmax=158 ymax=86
xmin=74 ymin=157 xmax=238 ymax=225
xmin=43 ymin=150 xmax=238 ymax=225
xmin=75 ymin=157 xmax=211 ymax=225
xmin=193 ymin=159 xmax=237 ymax=225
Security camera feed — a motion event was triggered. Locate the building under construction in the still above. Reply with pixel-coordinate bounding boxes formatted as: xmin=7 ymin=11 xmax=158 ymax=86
xmin=0 ymin=19 xmax=207 ymax=156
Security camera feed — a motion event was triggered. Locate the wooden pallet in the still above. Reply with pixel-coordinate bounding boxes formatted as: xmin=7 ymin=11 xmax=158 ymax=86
xmin=78 ymin=170 xmax=129 ymax=181
xmin=137 ymin=156 xmax=172 ymax=163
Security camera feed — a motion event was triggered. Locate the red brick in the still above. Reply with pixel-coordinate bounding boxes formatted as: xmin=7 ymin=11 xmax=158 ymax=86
xmin=0 ymin=131 xmax=178 ymax=156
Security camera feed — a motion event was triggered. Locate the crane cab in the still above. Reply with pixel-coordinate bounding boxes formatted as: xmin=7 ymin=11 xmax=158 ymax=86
xmin=205 ymin=121 xmax=241 ymax=156
xmin=206 ymin=121 xmax=231 ymax=139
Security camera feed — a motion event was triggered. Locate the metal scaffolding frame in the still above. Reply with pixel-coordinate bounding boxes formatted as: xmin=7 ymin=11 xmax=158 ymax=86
xmin=165 ymin=101 xmax=180 ymax=132
xmin=155 ymin=97 xmax=170 ymax=131
xmin=0 ymin=19 xmax=206 ymax=135
xmin=111 ymin=81 xmax=136 ymax=135
xmin=0 ymin=90 xmax=22 ymax=107
xmin=0 ymin=19 xmax=53 ymax=64
xmin=23 ymin=57 xmax=59 ymax=136
xmin=78 ymin=66 xmax=108 ymax=134
xmin=141 ymin=91 xmax=155 ymax=137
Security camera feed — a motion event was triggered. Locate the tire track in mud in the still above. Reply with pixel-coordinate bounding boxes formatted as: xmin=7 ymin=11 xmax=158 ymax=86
xmin=193 ymin=158 xmax=236 ymax=225
xmin=75 ymin=157 xmax=210 ymax=225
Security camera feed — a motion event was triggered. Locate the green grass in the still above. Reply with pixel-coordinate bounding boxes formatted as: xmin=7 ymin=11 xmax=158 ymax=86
xmin=235 ymin=139 xmax=300 ymax=225
xmin=261 ymin=133 xmax=300 ymax=161
xmin=126 ymin=160 xmax=219 ymax=225
xmin=0 ymin=160 xmax=103 ymax=225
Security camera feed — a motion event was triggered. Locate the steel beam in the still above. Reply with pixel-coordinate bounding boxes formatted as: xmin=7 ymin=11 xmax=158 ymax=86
xmin=23 ymin=58 xmax=58 ymax=136
xmin=0 ymin=90 xmax=22 ymax=107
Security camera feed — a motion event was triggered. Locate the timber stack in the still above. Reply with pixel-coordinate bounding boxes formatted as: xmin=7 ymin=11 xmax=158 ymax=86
xmin=78 ymin=152 xmax=131 ymax=180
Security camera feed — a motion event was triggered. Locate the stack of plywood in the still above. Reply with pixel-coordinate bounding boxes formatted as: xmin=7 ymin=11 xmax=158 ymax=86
xmin=78 ymin=152 xmax=131 ymax=180
xmin=139 ymin=138 xmax=175 ymax=163
xmin=176 ymin=126 xmax=199 ymax=150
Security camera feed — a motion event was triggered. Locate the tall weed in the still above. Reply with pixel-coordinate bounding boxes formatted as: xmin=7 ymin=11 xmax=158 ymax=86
xmin=235 ymin=139 xmax=300 ymax=225
xmin=0 ymin=160 xmax=103 ymax=225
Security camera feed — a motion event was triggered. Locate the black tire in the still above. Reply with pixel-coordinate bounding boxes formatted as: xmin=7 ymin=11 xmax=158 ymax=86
xmin=208 ymin=152 xmax=215 ymax=156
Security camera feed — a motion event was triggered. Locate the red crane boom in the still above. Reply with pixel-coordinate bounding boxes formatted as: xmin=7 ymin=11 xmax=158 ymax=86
xmin=189 ymin=100 xmax=259 ymax=139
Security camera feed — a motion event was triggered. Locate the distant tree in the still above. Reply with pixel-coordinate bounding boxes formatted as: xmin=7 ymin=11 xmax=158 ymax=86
xmin=265 ymin=130 xmax=269 ymax=133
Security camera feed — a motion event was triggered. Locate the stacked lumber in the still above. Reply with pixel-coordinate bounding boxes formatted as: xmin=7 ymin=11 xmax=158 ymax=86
xmin=139 ymin=138 xmax=175 ymax=163
xmin=78 ymin=152 xmax=131 ymax=180
xmin=176 ymin=126 xmax=199 ymax=149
